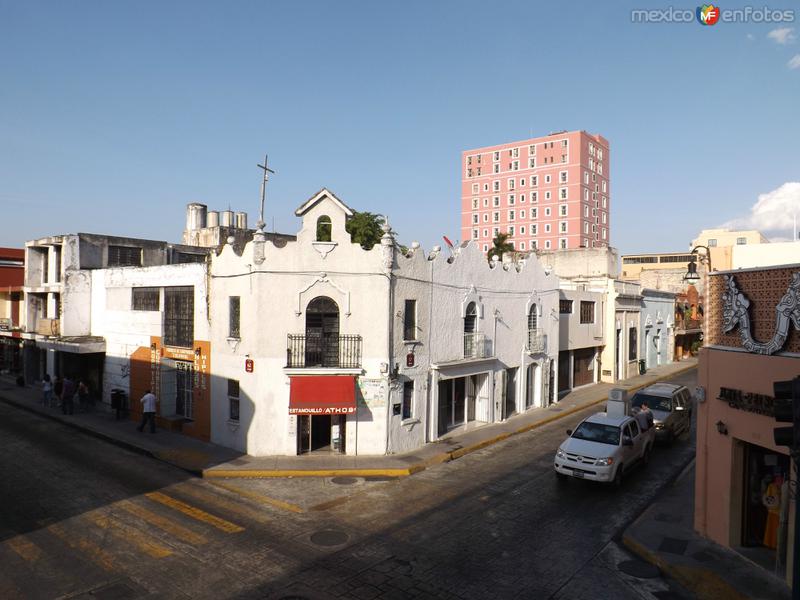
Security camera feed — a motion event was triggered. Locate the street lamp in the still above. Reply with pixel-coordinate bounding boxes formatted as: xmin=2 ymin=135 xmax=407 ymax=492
xmin=683 ymin=245 xmax=712 ymax=282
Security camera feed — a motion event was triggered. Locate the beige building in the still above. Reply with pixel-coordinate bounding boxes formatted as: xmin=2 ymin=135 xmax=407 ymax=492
xmin=691 ymin=228 xmax=769 ymax=271
xmin=620 ymin=252 xmax=697 ymax=281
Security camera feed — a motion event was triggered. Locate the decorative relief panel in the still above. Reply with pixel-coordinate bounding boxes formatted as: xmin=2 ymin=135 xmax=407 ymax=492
xmin=708 ymin=268 xmax=800 ymax=354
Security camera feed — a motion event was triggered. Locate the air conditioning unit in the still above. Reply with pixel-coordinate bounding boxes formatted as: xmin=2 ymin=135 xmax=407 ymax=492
xmin=607 ymin=388 xmax=629 ymax=416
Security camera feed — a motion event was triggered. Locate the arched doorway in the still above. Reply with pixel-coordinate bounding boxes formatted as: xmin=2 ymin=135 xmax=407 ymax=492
xmin=305 ymin=296 xmax=339 ymax=367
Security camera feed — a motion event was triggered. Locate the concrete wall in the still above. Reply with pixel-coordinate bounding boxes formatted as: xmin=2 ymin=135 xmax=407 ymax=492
xmin=90 ymin=263 xmax=210 ymax=405
xmin=558 ymin=288 xmax=605 ymax=351
xmin=539 ymin=247 xmax=620 ymax=279
xmin=732 ymin=241 xmax=800 ymax=269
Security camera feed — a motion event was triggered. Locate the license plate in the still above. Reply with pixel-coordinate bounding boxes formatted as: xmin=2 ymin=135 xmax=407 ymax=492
xmin=572 ymin=470 xmax=585 ymax=479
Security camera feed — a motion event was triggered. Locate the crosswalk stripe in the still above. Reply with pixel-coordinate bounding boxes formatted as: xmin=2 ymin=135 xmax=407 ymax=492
xmin=48 ymin=523 xmax=116 ymax=571
xmin=6 ymin=536 xmax=42 ymax=563
xmin=119 ymin=501 xmax=208 ymax=546
xmin=86 ymin=512 xmax=173 ymax=559
xmin=145 ymin=491 xmax=244 ymax=533
xmin=209 ymin=481 xmax=305 ymax=514
xmin=176 ymin=482 xmax=273 ymax=526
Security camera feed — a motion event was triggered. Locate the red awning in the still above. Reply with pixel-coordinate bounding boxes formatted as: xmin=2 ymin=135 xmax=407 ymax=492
xmin=289 ymin=376 xmax=357 ymax=415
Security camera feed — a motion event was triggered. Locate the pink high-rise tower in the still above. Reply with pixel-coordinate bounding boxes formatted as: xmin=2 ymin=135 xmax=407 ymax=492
xmin=461 ymin=131 xmax=610 ymax=253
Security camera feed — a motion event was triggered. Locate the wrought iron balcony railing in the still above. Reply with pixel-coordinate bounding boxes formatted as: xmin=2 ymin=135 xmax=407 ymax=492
xmin=286 ymin=333 xmax=363 ymax=368
xmin=527 ymin=329 xmax=547 ymax=353
xmin=464 ymin=332 xmax=492 ymax=359
xmin=675 ymin=317 xmax=703 ymax=331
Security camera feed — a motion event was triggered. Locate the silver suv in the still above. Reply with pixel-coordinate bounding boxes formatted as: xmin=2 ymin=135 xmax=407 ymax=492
xmin=630 ymin=383 xmax=692 ymax=443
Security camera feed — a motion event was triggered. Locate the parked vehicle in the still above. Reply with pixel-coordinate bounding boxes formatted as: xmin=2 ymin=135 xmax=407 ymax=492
xmin=630 ymin=383 xmax=692 ymax=443
xmin=554 ymin=411 xmax=655 ymax=486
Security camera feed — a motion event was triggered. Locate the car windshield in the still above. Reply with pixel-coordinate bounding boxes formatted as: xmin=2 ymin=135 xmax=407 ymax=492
xmin=631 ymin=393 xmax=672 ymax=413
xmin=571 ymin=422 xmax=621 ymax=446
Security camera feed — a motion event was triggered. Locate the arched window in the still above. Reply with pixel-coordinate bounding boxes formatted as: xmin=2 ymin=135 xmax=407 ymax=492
xmin=305 ymin=296 xmax=339 ymax=366
xmin=464 ymin=302 xmax=477 ymax=333
xmin=528 ymin=304 xmax=538 ymax=331
xmin=316 ymin=215 xmax=332 ymax=242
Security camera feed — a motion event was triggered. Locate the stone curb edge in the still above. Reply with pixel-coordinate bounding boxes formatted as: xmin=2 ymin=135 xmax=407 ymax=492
xmin=0 ymin=393 xmax=203 ymax=477
xmin=203 ymin=362 xmax=699 ymax=479
xmin=619 ymin=454 xmax=749 ymax=600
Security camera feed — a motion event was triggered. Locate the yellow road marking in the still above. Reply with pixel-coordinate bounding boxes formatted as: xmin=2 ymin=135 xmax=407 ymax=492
xmin=6 ymin=537 xmax=42 ymax=563
xmin=48 ymin=523 xmax=116 ymax=571
xmin=145 ymin=491 xmax=244 ymax=533
xmin=120 ymin=501 xmax=208 ymax=546
xmin=87 ymin=513 xmax=173 ymax=559
xmin=175 ymin=483 xmax=272 ymax=526
xmin=209 ymin=481 xmax=305 ymax=514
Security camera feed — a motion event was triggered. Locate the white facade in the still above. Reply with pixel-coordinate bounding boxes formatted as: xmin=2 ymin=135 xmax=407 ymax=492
xmin=556 ymin=285 xmax=605 ymax=393
xmin=639 ymin=289 xmax=675 ymax=370
xmin=205 ymin=189 xmax=563 ymax=456
xmin=389 ymin=242 xmax=560 ymax=453
xmin=89 ymin=263 xmax=210 ymax=406
xmin=208 ymin=190 xmax=392 ymax=456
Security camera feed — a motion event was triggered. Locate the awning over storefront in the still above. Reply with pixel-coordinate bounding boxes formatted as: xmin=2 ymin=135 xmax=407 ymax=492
xmin=289 ymin=376 xmax=357 ymax=414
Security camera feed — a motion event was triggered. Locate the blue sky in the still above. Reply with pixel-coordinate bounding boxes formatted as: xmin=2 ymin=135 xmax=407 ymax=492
xmin=2 ymin=1 xmax=798 ymax=254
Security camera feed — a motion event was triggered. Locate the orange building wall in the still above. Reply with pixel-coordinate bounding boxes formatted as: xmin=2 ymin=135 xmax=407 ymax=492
xmin=129 ymin=336 xmax=211 ymax=442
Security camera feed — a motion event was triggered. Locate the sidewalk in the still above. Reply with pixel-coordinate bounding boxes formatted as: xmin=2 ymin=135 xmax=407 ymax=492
xmin=0 ymin=358 xmax=697 ymax=478
xmin=623 ymin=461 xmax=791 ymax=600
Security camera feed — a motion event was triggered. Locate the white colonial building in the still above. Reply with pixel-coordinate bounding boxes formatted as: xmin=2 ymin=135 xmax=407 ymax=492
xmin=206 ymin=189 xmax=562 ymax=456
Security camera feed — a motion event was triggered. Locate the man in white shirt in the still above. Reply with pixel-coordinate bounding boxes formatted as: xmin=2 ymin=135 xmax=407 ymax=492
xmin=634 ymin=402 xmax=652 ymax=431
xmin=137 ymin=390 xmax=158 ymax=433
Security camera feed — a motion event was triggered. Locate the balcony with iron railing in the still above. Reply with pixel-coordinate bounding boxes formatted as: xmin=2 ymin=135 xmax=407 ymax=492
xmin=527 ymin=329 xmax=547 ymax=353
xmin=286 ymin=333 xmax=363 ymax=369
xmin=463 ymin=332 xmax=493 ymax=359
xmin=674 ymin=315 xmax=703 ymax=332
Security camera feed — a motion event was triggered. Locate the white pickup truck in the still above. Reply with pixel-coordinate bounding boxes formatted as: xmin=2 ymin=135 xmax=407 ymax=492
xmin=553 ymin=410 xmax=656 ymax=486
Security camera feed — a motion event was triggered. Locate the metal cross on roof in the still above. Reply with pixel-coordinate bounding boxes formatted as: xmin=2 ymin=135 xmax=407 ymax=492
xmin=256 ymin=154 xmax=275 ymax=231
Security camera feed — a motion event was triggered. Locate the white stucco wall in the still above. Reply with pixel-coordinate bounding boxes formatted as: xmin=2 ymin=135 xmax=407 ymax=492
xmin=90 ymin=263 xmax=209 ymax=404
xmin=208 ymin=191 xmax=392 ymax=456
xmin=389 ymin=242 xmax=561 ymax=452
xmin=640 ymin=290 xmax=675 ymax=369
xmin=732 ymin=241 xmax=800 ymax=269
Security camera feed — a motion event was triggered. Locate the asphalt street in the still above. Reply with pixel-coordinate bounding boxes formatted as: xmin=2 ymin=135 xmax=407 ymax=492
xmin=0 ymin=369 xmax=697 ymax=599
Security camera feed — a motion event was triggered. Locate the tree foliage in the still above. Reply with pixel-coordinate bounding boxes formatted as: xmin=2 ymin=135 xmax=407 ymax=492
xmin=346 ymin=211 xmax=385 ymax=250
xmin=487 ymin=232 xmax=514 ymax=263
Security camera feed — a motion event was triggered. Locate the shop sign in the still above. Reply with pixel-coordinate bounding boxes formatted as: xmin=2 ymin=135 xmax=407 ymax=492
xmin=245 ymin=359 xmax=254 ymax=373
xmin=718 ymin=386 xmax=774 ymax=417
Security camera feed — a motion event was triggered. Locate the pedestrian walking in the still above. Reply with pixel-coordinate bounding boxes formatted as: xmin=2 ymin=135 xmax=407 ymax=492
xmin=42 ymin=374 xmax=52 ymax=407
xmin=137 ymin=390 xmax=157 ymax=433
xmin=53 ymin=376 xmax=63 ymax=408
xmin=61 ymin=376 xmax=75 ymax=415
xmin=77 ymin=380 xmax=90 ymax=412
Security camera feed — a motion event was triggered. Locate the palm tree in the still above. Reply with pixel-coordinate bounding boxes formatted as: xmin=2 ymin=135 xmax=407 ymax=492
xmin=487 ymin=232 xmax=515 ymax=263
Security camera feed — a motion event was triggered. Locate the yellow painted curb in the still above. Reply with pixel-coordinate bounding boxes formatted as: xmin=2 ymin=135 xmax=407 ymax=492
xmin=203 ymin=467 xmax=417 ymax=479
xmin=622 ymin=534 xmax=748 ymax=600
xmin=201 ymin=365 xmax=697 ymax=480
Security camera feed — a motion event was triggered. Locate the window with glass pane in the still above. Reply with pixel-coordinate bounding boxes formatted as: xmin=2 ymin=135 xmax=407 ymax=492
xmin=132 ymin=287 xmax=160 ymax=311
xmin=164 ymin=287 xmax=194 ymax=348
xmin=228 ymin=379 xmax=240 ymax=421
xmin=108 ymin=245 xmax=142 ymax=267
xmin=229 ymin=296 xmax=240 ymax=338
xmin=580 ymin=301 xmax=595 ymax=324
xmin=559 ymin=299 xmax=573 ymax=314
xmin=402 ymin=381 xmax=414 ymax=419
xmin=403 ymin=299 xmax=416 ymax=340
